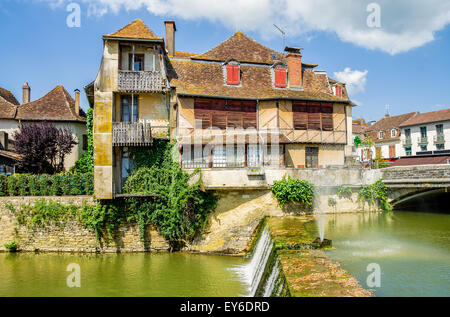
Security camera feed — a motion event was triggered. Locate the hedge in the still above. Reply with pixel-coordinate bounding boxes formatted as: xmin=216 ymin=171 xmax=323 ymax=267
xmin=0 ymin=173 xmax=93 ymax=197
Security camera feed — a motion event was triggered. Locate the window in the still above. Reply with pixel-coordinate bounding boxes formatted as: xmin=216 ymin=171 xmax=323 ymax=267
xmin=391 ymin=129 xmax=397 ymax=137
xmin=292 ymin=101 xmax=334 ymax=131
xmin=405 ymin=146 xmax=412 ymax=156
xmin=121 ymin=148 xmax=134 ymax=185
xmin=181 ymin=145 xmax=209 ymax=168
xmin=273 ymin=66 xmax=287 ymax=88
xmin=405 ymin=128 xmax=411 ymax=138
xmin=333 ymin=85 xmax=343 ymax=97
xmin=420 ymin=145 xmax=427 ymax=151
xmin=82 ymin=134 xmax=88 ymax=151
xmin=226 ymin=63 xmax=240 ymax=85
xmin=378 ymin=131 xmax=384 ymax=139
xmin=420 ymin=126 xmax=427 ymax=138
xmin=129 ymin=54 xmax=144 ymax=71
xmin=436 ymin=143 xmax=445 ymax=150
xmin=121 ymin=95 xmax=139 ymax=122
xmin=194 ymin=98 xmax=256 ymax=129
xmin=305 ymin=147 xmax=319 ymax=168
xmin=436 ymin=124 xmax=443 ymax=135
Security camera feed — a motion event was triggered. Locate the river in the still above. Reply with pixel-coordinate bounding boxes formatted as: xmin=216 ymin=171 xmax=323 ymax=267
xmin=316 ymin=211 xmax=450 ymax=297
xmin=0 ymin=252 xmax=248 ymax=297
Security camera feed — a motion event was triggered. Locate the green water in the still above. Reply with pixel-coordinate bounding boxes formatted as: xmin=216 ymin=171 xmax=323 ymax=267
xmin=0 ymin=252 xmax=249 ymax=297
xmin=319 ymin=211 xmax=450 ymax=297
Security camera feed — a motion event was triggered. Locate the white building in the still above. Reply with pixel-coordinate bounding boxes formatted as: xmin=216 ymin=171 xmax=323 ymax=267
xmin=399 ymin=109 xmax=450 ymax=156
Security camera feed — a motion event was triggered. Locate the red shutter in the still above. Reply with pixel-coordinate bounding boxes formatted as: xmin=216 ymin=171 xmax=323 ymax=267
xmin=335 ymin=86 xmax=342 ymax=97
xmin=226 ymin=64 xmax=239 ymax=85
xmin=274 ymin=68 xmax=287 ymax=88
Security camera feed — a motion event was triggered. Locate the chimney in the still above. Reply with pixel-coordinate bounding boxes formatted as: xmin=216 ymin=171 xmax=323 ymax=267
xmin=165 ymin=21 xmax=176 ymax=57
xmin=22 ymin=82 xmax=30 ymax=104
xmin=74 ymin=89 xmax=80 ymax=116
xmin=0 ymin=132 xmax=8 ymax=151
xmin=284 ymin=47 xmax=303 ymax=89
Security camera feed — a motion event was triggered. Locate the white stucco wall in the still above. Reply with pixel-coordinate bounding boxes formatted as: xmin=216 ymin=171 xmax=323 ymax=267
xmin=401 ymin=120 xmax=450 ymax=155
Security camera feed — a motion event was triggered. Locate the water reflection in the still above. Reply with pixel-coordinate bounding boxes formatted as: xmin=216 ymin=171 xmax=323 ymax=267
xmin=319 ymin=211 xmax=450 ymax=297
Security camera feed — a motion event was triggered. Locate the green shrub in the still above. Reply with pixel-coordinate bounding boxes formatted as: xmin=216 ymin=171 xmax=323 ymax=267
xmin=82 ymin=173 xmax=94 ymax=195
xmin=7 ymin=176 xmax=18 ymax=196
xmin=28 ymin=175 xmax=40 ymax=196
xmin=0 ymin=175 xmax=7 ymax=196
xmin=79 ymin=203 xmax=123 ymax=243
xmin=271 ymin=176 xmax=315 ymax=208
xmin=50 ymin=175 xmax=61 ymax=196
xmin=61 ymin=174 xmax=72 ymax=196
xmin=337 ymin=186 xmax=353 ymax=200
xmin=4 ymin=241 xmax=18 ymax=252
xmin=17 ymin=174 xmax=29 ymax=196
xmin=38 ymin=175 xmax=50 ymax=196
xmin=123 ymin=141 xmax=218 ymax=251
xmin=70 ymin=174 xmax=83 ymax=195
xmin=358 ymin=179 xmax=392 ymax=211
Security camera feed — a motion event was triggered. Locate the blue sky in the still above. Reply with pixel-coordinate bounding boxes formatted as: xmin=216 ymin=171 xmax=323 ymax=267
xmin=1 ymin=0 xmax=449 ymax=121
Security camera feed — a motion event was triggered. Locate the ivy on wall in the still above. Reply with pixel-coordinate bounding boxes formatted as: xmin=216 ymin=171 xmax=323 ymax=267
xmin=271 ymin=176 xmax=315 ymax=209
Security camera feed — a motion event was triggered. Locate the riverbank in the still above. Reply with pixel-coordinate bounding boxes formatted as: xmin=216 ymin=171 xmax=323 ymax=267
xmin=268 ymin=216 xmax=373 ymax=297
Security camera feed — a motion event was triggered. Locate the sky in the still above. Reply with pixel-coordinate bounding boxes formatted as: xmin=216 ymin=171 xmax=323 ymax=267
xmin=1 ymin=0 xmax=450 ymax=121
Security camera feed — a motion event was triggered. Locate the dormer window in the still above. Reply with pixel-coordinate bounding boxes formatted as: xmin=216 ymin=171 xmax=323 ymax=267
xmin=391 ymin=129 xmax=397 ymax=137
xmin=273 ymin=65 xmax=287 ymax=88
xmin=225 ymin=61 xmax=240 ymax=85
xmin=378 ymin=131 xmax=384 ymax=139
xmin=333 ymin=85 xmax=343 ymax=97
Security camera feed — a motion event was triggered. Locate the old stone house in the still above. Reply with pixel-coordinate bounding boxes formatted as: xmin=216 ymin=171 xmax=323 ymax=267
xmin=0 ymin=83 xmax=87 ymax=173
xmin=88 ymin=19 xmax=355 ymax=199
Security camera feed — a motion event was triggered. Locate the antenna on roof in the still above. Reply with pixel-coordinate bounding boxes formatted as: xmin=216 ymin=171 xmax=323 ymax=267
xmin=273 ymin=24 xmax=286 ymax=52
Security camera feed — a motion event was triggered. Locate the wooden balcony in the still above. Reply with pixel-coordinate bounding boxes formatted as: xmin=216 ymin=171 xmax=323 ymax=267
xmin=117 ymin=70 xmax=168 ymax=93
xmin=112 ymin=122 xmax=152 ymax=146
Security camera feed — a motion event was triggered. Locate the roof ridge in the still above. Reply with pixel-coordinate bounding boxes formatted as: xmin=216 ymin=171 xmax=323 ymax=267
xmin=104 ymin=18 xmax=161 ymax=40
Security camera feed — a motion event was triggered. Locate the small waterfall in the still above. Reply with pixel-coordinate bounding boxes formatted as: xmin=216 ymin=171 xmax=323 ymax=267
xmin=262 ymin=258 xmax=280 ymax=297
xmin=230 ymin=223 xmax=274 ymax=297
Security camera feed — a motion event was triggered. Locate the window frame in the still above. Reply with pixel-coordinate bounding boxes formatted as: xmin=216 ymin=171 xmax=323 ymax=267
xmin=225 ymin=62 xmax=240 ymax=86
xmin=273 ymin=65 xmax=287 ymax=88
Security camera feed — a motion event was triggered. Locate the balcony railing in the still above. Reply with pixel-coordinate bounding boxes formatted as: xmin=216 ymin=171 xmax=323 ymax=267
xmin=118 ymin=70 xmax=168 ymax=93
xmin=112 ymin=122 xmax=152 ymax=146
xmin=403 ymin=138 xmax=412 ymax=146
xmin=434 ymin=134 xmax=445 ymax=144
xmin=418 ymin=136 xmax=428 ymax=144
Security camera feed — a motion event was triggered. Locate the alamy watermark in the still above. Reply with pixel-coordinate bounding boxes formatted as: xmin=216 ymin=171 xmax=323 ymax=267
xmin=367 ymin=3 xmax=381 ymax=28
xmin=66 ymin=2 xmax=81 ymax=28
xmin=66 ymin=263 xmax=81 ymax=288
xmin=366 ymin=263 xmax=381 ymax=288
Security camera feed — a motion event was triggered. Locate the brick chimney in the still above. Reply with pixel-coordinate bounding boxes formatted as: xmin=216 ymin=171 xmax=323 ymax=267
xmin=284 ymin=47 xmax=303 ymax=89
xmin=74 ymin=89 xmax=80 ymax=116
xmin=22 ymin=82 xmax=30 ymax=104
xmin=165 ymin=21 xmax=176 ymax=57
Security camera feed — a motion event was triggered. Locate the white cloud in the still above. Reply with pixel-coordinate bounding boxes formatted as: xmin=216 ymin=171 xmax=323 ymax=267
xmin=334 ymin=68 xmax=368 ymax=95
xmin=38 ymin=0 xmax=450 ymax=54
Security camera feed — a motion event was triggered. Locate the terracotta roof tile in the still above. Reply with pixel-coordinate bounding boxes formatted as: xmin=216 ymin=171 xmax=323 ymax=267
xmin=15 ymin=85 xmax=86 ymax=122
xmin=365 ymin=112 xmax=417 ymax=142
xmin=399 ymin=109 xmax=450 ymax=127
xmin=191 ymin=31 xmax=284 ymax=65
xmin=104 ymin=19 xmax=162 ymax=40
xmin=0 ymin=87 xmax=18 ymax=119
xmin=168 ymin=59 xmax=348 ymax=102
xmin=390 ymin=155 xmax=450 ymax=167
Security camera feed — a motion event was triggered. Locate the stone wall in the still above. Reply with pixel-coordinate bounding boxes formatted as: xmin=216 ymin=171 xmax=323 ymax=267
xmin=0 ymin=196 xmax=169 ymax=253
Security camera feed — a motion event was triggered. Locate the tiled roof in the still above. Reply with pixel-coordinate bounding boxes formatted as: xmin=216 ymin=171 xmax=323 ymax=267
xmin=15 ymin=85 xmax=86 ymax=122
xmin=389 ymin=155 xmax=450 ymax=167
xmin=191 ymin=31 xmax=285 ymax=65
xmin=168 ymin=59 xmax=348 ymax=102
xmin=399 ymin=109 xmax=450 ymax=127
xmin=103 ymin=19 xmax=162 ymax=40
xmin=0 ymin=87 xmax=19 ymax=119
xmin=365 ymin=112 xmax=417 ymax=143
xmin=173 ymin=51 xmax=198 ymax=59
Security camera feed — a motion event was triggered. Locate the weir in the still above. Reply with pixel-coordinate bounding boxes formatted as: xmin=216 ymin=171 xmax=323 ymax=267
xmin=230 ymin=222 xmax=289 ymax=297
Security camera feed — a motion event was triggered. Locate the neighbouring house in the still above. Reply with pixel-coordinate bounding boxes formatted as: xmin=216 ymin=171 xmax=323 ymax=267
xmin=0 ymin=83 xmax=87 ymax=172
xmin=361 ymin=112 xmax=418 ymax=161
xmin=352 ymin=118 xmax=368 ymax=161
xmin=390 ymin=108 xmax=450 ymax=167
xmin=88 ymin=19 xmax=355 ymax=199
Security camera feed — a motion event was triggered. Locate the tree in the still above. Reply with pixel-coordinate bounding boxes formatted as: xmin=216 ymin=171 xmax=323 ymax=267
xmin=71 ymin=108 xmax=94 ymax=174
xmin=14 ymin=122 xmax=77 ymax=174
xmin=354 ymin=135 xmax=362 ymax=148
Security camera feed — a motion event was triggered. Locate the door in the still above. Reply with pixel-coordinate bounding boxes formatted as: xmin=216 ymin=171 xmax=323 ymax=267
xmin=121 ymin=95 xmax=139 ymax=122
xmin=305 ymin=147 xmax=319 ymax=168
xmin=389 ymin=145 xmax=396 ymax=158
